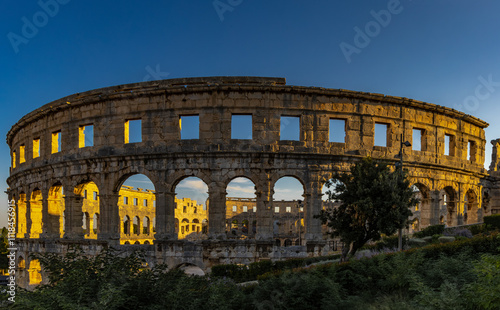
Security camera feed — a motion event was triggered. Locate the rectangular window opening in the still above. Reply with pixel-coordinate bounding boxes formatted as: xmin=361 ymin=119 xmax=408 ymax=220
xmin=243 ymin=206 xmax=248 ymax=212
xmin=124 ymin=119 xmax=142 ymax=144
xmin=79 ymin=125 xmax=94 ymax=148
xmin=133 ymin=198 xmax=138 ymax=206
xmin=19 ymin=145 xmax=26 ymax=163
xmin=286 ymin=206 xmax=291 ymax=213
xmin=12 ymin=151 xmax=16 ymax=169
xmin=180 ymin=115 xmax=199 ymax=140
xmin=412 ymin=129 xmax=423 ymax=151
xmin=374 ymin=123 xmax=388 ymax=147
xmin=274 ymin=206 xmax=280 ymax=213
xmin=329 ymin=119 xmax=346 ymax=143
xmin=124 ymin=197 xmax=129 ymax=205
xmin=93 ymin=191 xmax=98 ymax=201
xmin=51 ymin=131 xmax=61 ymax=154
xmin=468 ymin=141 xmax=476 ymax=162
xmin=253 ymin=206 xmax=257 ymax=213
xmin=280 ymin=116 xmax=300 ymax=141
xmin=231 ymin=114 xmax=252 ymax=139
xmin=232 ymin=205 xmax=237 ymax=212
xmin=143 ymin=199 xmax=147 ymax=206
xmin=33 ymin=138 xmax=40 ymax=158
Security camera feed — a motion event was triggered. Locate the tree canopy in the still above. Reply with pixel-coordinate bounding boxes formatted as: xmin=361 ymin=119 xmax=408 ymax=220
xmin=319 ymin=157 xmax=419 ymax=261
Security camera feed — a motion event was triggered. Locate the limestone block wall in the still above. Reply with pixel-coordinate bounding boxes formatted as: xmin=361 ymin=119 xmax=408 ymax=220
xmin=6 ymin=76 xmax=499 ymax=287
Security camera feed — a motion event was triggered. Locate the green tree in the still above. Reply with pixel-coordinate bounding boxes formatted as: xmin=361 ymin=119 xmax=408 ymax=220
xmin=318 ymin=157 xmax=418 ymax=261
xmin=0 ymin=227 xmax=9 ymax=270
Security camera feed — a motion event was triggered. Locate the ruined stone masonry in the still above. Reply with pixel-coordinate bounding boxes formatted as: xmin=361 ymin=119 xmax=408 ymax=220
xmin=7 ymin=76 xmax=500 ymax=288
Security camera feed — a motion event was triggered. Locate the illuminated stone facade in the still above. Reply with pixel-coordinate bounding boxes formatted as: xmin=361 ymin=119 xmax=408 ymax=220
xmin=7 ymin=76 xmax=500 ymax=288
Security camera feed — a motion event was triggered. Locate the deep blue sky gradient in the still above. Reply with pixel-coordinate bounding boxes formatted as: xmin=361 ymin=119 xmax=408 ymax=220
xmin=1 ymin=0 xmax=500 ymax=227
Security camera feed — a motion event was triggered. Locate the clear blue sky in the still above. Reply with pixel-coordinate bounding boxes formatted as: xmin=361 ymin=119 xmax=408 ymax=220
xmin=2 ymin=0 xmax=500 ymax=227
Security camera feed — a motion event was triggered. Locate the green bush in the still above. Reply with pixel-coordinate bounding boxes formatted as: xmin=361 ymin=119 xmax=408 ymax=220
xmin=413 ymin=224 xmax=445 ymax=238
xmin=211 ymin=255 xmax=340 ymax=283
xmin=484 ymin=214 xmax=500 ymax=230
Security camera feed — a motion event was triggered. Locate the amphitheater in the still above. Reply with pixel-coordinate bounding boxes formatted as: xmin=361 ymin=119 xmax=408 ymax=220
xmin=7 ymin=76 xmax=500 ymax=288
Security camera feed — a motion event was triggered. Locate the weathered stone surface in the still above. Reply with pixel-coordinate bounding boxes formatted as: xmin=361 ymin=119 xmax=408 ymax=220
xmin=6 ymin=76 xmax=500 ymax=288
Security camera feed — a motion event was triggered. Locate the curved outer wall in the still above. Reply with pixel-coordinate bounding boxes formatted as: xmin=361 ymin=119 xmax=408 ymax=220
xmin=6 ymin=76 xmax=498 ymax=288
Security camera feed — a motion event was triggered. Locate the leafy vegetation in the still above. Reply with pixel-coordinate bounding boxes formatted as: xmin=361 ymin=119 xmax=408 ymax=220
xmin=318 ymin=157 xmax=419 ymax=261
xmin=11 ymin=233 xmax=500 ymax=309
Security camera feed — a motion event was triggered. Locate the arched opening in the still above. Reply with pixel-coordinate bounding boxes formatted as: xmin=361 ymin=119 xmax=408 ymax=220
xmin=133 ymin=216 xmax=140 ymax=235
xmin=192 ymin=219 xmax=200 ymax=233
xmin=465 ymin=189 xmax=478 ymax=224
xmin=272 ymin=177 xmax=304 ymax=242
xmin=284 ymin=239 xmax=292 ymax=247
xmin=225 ymin=177 xmax=256 ymax=239
xmin=174 ymin=177 xmax=208 ymax=240
xmin=28 ymin=259 xmax=42 ymax=285
xmin=441 ymin=186 xmax=457 ymax=226
xmin=177 ymin=263 xmax=205 ymax=276
xmin=82 ymin=212 xmax=90 ymax=236
xmin=48 ymin=183 xmax=64 ymax=238
xmin=29 ymin=189 xmax=43 ymax=238
xmin=119 ymin=174 xmax=156 ymax=244
xmin=76 ymin=181 xmax=99 ymax=239
xmin=17 ymin=193 xmax=27 ymax=238
xmin=123 ymin=215 xmax=130 ymax=235
xmin=180 ymin=219 xmax=189 ymax=236
xmin=143 ymin=216 xmax=150 ymax=235
xmin=411 ymin=183 xmax=429 ymax=230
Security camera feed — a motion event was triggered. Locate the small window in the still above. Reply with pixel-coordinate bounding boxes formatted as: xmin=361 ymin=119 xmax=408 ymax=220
xmin=468 ymin=141 xmax=476 ymax=162
xmin=19 ymin=145 xmax=26 ymax=163
xmin=12 ymin=151 xmax=16 ymax=168
xmin=93 ymin=191 xmax=98 ymax=200
xmin=374 ymin=123 xmax=388 ymax=147
xmin=79 ymin=125 xmax=94 ymax=148
xmin=143 ymin=199 xmax=147 ymax=206
xmin=274 ymin=206 xmax=280 ymax=213
xmin=231 ymin=114 xmax=252 ymax=139
xmin=84 ymin=190 xmax=87 ymax=199
xmin=412 ymin=129 xmax=423 ymax=151
xmin=329 ymin=119 xmax=346 ymax=143
xmin=124 ymin=197 xmax=129 ymax=205
xmin=125 ymin=119 xmax=142 ymax=143
xmin=33 ymin=138 xmax=40 ymax=158
xmin=280 ymin=116 xmax=300 ymax=141
xmin=253 ymin=206 xmax=257 ymax=212
xmin=180 ymin=115 xmax=199 ymax=139
xmin=133 ymin=198 xmax=138 ymax=206
xmin=232 ymin=205 xmax=237 ymax=212
xmin=243 ymin=206 xmax=248 ymax=212
xmin=52 ymin=131 xmax=61 ymax=153
xmin=286 ymin=206 xmax=291 ymax=213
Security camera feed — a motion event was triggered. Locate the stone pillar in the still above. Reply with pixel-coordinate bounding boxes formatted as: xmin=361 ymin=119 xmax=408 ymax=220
xmin=154 ymin=191 xmax=177 ymax=240
xmin=97 ymin=193 xmax=121 ymax=244
xmin=428 ymin=190 xmax=441 ymax=226
xmin=63 ymin=194 xmax=84 ymax=239
xmin=24 ymin=194 xmax=32 ymax=239
xmin=207 ymin=184 xmax=227 ymax=238
xmin=255 ymin=180 xmax=273 ymax=240
xmin=303 ymin=181 xmax=323 ymax=242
